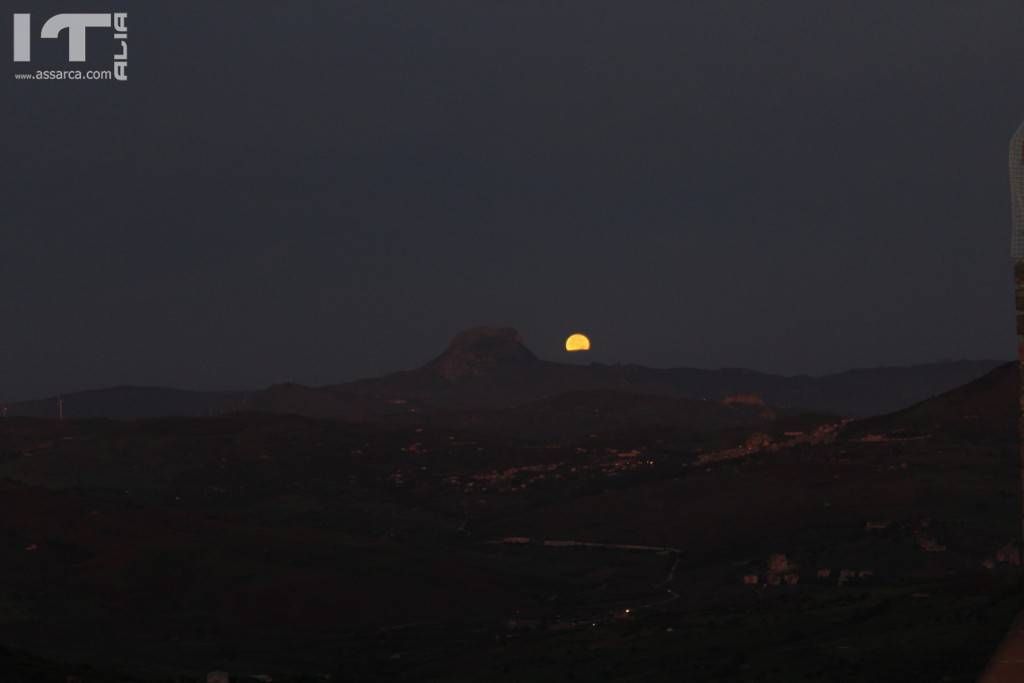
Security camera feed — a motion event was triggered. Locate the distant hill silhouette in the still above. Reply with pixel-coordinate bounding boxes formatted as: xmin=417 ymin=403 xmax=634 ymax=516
xmin=847 ymin=362 xmax=1017 ymax=441
xmin=328 ymin=327 xmax=1002 ymax=417
xmin=4 ymin=386 xmax=245 ymax=420
xmin=3 ymin=326 xmax=1004 ymax=421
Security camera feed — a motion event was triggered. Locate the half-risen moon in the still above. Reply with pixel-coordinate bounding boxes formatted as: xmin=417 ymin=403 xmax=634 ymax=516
xmin=565 ymin=333 xmax=591 ymax=352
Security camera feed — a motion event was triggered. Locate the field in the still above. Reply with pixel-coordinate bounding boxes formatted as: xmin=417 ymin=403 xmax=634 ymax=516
xmin=0 ymin=371 xmax=1021 ymax=681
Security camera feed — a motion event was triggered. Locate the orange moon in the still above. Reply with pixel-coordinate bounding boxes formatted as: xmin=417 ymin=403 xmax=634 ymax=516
xmin=565 ymin=333 xmax=591 ymax=352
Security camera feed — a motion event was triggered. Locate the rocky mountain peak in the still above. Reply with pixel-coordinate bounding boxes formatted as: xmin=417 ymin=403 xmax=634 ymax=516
xmin=428 ymin=326 xmax=538 ymax=381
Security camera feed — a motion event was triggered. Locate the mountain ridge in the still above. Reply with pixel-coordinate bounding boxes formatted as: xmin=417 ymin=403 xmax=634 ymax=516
xmin=2 ymin=327 xmax=1006 ymax=420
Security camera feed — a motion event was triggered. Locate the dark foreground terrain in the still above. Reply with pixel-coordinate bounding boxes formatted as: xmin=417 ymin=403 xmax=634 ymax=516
xmin=0 ymin=361 xmax=1020 ymax=681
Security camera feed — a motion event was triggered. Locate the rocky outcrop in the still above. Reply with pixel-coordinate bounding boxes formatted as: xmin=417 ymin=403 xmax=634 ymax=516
xmin=426 ymin=327 xmax=538 ymax=382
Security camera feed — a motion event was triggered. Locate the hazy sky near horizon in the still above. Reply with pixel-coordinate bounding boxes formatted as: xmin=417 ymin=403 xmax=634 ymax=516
xmin=4 ymin=1 xmax=1024 ymax=400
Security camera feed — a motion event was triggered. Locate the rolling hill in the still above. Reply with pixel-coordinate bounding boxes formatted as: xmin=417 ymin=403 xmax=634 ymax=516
xmin=3 ymin=327 xmax=1004 ymax=421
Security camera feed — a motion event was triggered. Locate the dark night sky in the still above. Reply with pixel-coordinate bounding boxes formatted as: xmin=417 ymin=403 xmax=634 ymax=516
xmin=4 ymin=1 xmax=1024 ymax=401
